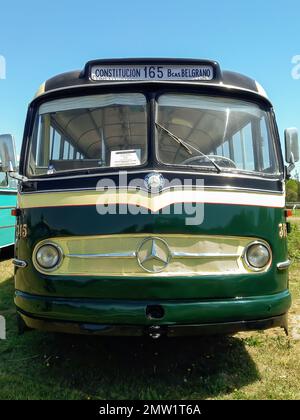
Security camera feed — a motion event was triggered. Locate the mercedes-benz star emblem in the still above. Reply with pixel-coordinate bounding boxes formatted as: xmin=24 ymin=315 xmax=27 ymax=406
xmin=144 ymin=173 xmax=165 ymax=192
xmin=137 ymin=237 xmax=171 ymax=273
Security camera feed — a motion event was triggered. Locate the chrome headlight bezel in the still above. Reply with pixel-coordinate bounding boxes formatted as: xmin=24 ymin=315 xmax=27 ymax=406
xmin=34 ymin=242 xmax=64 ymax=272
xmin=242 ymin=241 xmax=272 ymax=272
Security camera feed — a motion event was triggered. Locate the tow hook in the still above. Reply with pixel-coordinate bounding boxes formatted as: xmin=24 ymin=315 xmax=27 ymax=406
xmin=148 ymin=325 xmax=162 ymax=339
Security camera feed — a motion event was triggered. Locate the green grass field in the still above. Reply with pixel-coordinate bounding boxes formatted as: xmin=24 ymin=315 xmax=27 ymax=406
xmin=1 ymin=234 xmax=300 ymax=400
xmin=290 ymin=209 xmax=300 ymax=217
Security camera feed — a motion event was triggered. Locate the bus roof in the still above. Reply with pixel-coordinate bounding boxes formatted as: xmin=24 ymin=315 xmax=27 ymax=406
xmin=34 ymin=58 xmax=269 ymax=102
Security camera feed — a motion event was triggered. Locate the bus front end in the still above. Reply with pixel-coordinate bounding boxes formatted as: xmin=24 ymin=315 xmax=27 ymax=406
xmin=12 ymin=59 xmax=295 ymax=337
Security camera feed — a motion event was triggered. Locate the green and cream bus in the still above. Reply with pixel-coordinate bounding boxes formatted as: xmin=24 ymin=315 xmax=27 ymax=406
xmin=0 ymin=59 xmax=298 ymax=338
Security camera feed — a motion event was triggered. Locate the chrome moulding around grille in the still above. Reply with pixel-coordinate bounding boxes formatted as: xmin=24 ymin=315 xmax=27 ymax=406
xmin=32 ymin=234 xmax=271 ymax=277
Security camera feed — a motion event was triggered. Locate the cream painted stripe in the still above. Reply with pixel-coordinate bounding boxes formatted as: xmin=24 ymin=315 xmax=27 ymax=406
xmin=18 ymin=189 xmax=285 ymax=210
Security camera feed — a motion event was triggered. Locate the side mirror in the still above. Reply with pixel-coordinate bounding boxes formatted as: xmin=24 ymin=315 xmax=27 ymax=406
xmin=285 ymin=127 xmax=299 ymax=164
xmin=0 ymin=134 xmax=17 ymax=172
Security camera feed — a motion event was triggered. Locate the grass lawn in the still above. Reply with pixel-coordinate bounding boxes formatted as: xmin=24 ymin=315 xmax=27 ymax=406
xmin=0 ymin=240 xmax=300 ymax=400
xmin=290 ymin=209 xmax=300 ymax=217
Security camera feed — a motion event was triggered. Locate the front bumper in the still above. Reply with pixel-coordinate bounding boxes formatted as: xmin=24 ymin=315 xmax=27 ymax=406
xmin=15 ymin=289 xmax=291 ymax=336
xmin=19 ymin=312 xmax=288 ymax=336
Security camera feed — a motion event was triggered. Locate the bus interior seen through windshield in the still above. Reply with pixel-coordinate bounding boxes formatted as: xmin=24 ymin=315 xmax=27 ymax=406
xmin=28 ymin=92 xmax=279 ymax=177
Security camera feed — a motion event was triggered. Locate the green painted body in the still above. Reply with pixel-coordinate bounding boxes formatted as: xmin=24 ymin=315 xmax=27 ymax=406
xmin=15 ymin=202 xmax=291 ymax=330
xmin=15 ymin=290 xmax=290 ymax=326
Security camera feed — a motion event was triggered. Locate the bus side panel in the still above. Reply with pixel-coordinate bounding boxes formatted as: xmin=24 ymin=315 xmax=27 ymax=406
xmin=0 ymin=191 xmax=17 ymax=249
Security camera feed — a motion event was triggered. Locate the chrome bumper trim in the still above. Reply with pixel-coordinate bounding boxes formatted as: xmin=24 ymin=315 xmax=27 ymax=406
xmin=12 ymin=259 xmax=27 ymax=268
xmin=277 ymin=260 xmax=291 ymax=270
xmin=66 ymin=252 xmax=136 ymax=259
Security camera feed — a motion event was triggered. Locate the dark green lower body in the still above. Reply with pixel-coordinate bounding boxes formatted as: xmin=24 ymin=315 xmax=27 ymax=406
xmin=15 ymin=201 xmax=290 ymax=336
xmin=15 ymin=289 xmax=291 ymax=336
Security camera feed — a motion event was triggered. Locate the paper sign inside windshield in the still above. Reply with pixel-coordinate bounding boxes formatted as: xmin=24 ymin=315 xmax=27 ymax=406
xmin=110 ymin=149 xmax=141 ymax=167
xmin=91 ymin=65 xmax=214 ymax=81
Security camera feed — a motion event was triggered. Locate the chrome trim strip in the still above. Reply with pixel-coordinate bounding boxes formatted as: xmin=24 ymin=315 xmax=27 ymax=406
xmin=66 ymin=251 xmax=239 ymax=260
xmin=12 ymin=259 xmax=27 ymax=268
xmin=277 ymin=260 xmax=291 ymax=270
xmin=172 ymin=252 xmax=239 ymax=259
xmin=21 ymin=167 xmax=282 ymax=184
xmin=0 ymin=206 xmax=15 ymax=209
xmin=66 ymin=252 xmax=136 ymax=259
xmin=19 ymin=184 xmax=285 ymax=196
xmin=32 ymin=235 xmax=272 ymax=276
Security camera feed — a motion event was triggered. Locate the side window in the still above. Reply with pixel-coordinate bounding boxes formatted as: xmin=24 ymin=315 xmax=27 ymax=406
xmin=231 ymin=123 xmax=255 ymax=171
xmin=232 ymin=132 xmax=244 ymax=168
xmin=51 ymin=130 xmax=61 ymax=159
xmin=33 ymin=115 xmax=83 ymax=167
xmin=216 ymin=141 xmax=230 ymax=158
xmin=0 ymin=172 xmax=8 ymax=187
xmin=63 ymin=140 xmax=69 ymax=159
xmin=8 ymin=176 xmax=17 ymax=189
xmin=260 ymin=118 xmax=272 ymax=171
xmin=243 ymin=123 xmax=255 ymax=171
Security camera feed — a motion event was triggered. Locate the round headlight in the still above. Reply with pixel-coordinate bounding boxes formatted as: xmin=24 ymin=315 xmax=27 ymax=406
xmin=36 ymin=244 xmax=62 ymax=270
xmin=245 ymin=242 xmax=271 ymax=269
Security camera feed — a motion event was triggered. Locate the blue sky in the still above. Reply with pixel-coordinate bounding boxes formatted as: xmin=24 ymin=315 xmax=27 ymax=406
xmin=0 ymin=0 xmax=300 ymax=169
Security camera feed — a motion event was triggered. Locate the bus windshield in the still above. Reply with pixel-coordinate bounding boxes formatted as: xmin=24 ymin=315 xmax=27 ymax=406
xmin=27 ymin=91 xmax=280 ymax=177
xmin=156 ymin=94 xmax=280 ymax=176
xmin=28 ymin=93 xmax=147 ymax=176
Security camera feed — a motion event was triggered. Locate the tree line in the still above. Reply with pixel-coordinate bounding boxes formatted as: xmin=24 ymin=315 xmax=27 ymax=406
xmin=286 ymin=171 xmax=300 ymax=202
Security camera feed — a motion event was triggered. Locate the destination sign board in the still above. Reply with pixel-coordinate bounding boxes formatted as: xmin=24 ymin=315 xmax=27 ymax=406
xmin=90 ymin=64 xmax=214 ymax=81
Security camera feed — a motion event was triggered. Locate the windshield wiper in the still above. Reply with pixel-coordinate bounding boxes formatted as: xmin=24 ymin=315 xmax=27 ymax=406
xmin=155 ymin=122 xmax=193 ymax=155
xmin=155 ymin=122 xmax=222 ymax=173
